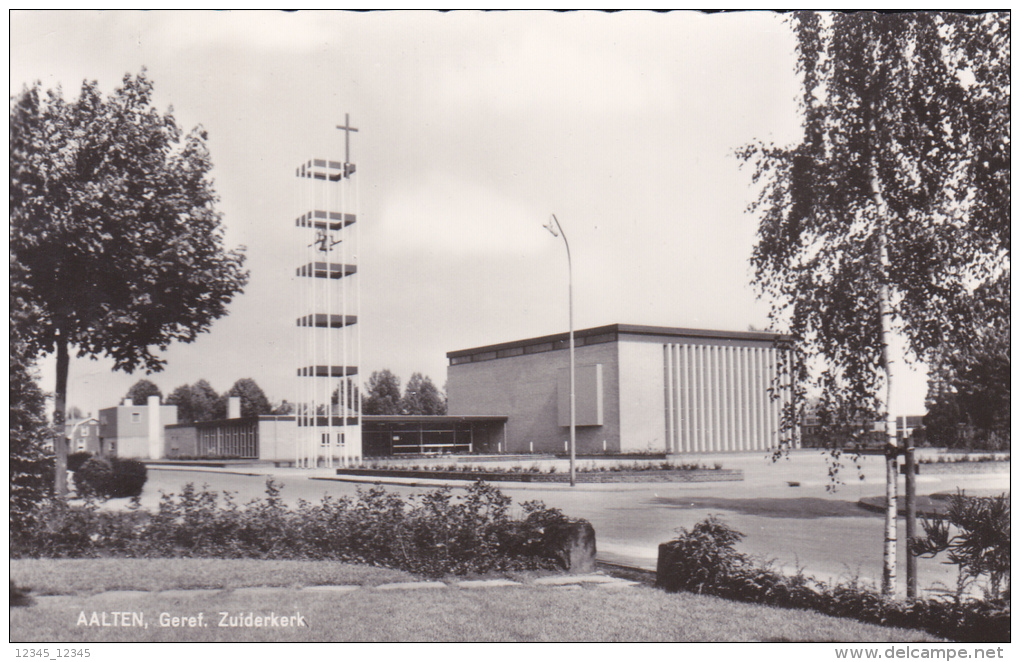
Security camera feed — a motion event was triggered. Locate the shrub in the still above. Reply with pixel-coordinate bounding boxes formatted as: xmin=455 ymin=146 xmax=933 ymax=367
xmin=911 ymin=492 xmax=1010 ymax=600
xmin=656 ymin=516 xmax=1010 ymax=642
xmin=108 ymin=458 xmax=148 ymax=498
xmin=11 ymin=480 xmax=586 ymax=578
xmin=74 ymin=458 xmax=114 ymax=498
xmin=67 ymin=452 xmax=93 ymax=472
xmin=72 ymin=457 xmax=148 ymax=499
xmin=10 ymin=580 xmax=33 ymax=607
xmin=657 ymin=516 xmax=748 ymax=594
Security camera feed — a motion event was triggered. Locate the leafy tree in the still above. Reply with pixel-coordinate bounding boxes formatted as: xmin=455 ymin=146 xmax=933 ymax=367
xmin=66 ymin=405 xmax=84 ymax=421
xmin=223 ymin=378 xmax=273 ymax=418
xmin=739 ymin=12 xmax=1009 ymax=595
xmin=166 ymin=384 xmax=197 ymax=424
xmin=924 ymin=277 xmax=1010 ymax=450
xmin=166 ymin=379 xmax=225 ymax=424
xmin=125 ymin=379 xmax=163 ymax=405
xmin=10 ymin=70 xmax=248 ymax=495
xmin=402 ymin=372 xmax=447 ymax=415
xmin=363 ymin=370 xmax=402 ymax=415
xmin=329 ymin=378 xmax=360 ymax=415
xmin=10 ymin=295 xmax=54 ymax=534
xmin=272 ymin=400 xmax=295 ymax=415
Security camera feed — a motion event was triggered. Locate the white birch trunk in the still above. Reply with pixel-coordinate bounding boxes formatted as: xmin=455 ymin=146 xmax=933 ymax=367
xmin=869 ymin=124 xmax=899 ymax=597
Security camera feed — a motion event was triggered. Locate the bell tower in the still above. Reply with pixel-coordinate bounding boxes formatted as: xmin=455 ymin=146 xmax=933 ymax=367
xmin=294 ymin=114 xmax=362 ymax=467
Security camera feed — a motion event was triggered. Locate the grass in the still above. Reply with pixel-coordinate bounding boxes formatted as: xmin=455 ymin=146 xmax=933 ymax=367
xmin=10 ymin=559 xmax=939 ymax=643
xmin=652 ymin=494 xmax=876 ymax=519
xmin=11 ymin=559 xmax=417 ymax=595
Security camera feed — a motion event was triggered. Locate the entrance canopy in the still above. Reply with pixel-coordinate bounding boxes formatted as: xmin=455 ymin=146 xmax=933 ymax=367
xmin=362 ymin=415 xmax=507 ymax=457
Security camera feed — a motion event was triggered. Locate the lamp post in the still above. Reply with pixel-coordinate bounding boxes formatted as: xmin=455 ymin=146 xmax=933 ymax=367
xmin=544 ymin=214 xmax=576 ymax=487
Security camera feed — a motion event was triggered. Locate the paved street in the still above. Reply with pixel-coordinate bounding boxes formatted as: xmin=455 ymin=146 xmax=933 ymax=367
xmin=131 ymin=450 xmax=1008 ymax=598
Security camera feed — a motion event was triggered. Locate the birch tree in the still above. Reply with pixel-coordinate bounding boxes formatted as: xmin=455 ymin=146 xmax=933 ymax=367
xmin=739 ymin=11 xmax=1009 ymax=596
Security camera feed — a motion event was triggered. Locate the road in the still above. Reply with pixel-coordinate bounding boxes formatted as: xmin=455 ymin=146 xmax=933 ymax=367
xmin=130 ymin=450 xmax=1008 ymax=598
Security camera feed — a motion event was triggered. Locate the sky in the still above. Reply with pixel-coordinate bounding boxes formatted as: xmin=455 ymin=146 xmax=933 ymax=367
xmin=10 ymin=9 xmax=930 ymax=417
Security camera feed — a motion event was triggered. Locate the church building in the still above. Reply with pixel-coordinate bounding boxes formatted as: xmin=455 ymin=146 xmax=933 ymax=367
xmin=447 ymin=324 xmax=797 ymax=455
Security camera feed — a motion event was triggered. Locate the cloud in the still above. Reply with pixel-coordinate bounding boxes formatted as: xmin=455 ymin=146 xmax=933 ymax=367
xmin=155 ymin=10 xmax=341 ymax=56
xmin=376 ymin=170 xmax=551 ymax=259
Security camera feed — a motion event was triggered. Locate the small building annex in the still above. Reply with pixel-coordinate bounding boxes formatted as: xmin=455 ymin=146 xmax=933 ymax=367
xmin=446 ymin=323 xmax=798 ymax=455
xmin=97 ymin=396 xmax=178 ymax=459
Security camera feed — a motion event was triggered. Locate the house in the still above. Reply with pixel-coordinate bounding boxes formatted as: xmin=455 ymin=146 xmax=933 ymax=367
xmin=97 ymin=396 xmax=178 ymax=459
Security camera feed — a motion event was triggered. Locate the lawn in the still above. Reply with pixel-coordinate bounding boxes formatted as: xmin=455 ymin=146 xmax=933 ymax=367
xmin=11 ymin=558 xmax=417 ymax=595
xmin=10 ymin=559 xmax=940 ymax=643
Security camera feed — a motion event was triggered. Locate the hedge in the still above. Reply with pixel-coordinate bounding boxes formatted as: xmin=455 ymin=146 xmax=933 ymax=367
xmin=12 ymin=480 xmax=587 ymax=578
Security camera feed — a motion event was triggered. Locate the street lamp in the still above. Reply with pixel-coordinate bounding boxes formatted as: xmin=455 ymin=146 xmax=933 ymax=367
xmin=544 ymin=213 xmax=576 ymax=487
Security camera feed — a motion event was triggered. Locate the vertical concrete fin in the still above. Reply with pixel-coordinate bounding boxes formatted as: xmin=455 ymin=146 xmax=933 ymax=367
xmin=147 ymin=394 xmax=161 ymax=460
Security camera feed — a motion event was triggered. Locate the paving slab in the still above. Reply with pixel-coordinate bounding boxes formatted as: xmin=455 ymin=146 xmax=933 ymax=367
xmin=158 ymin=589 xmax=224 ymax=599
xmin=229 ymin=586 xmax=297 ymax=595
xmin=26 ymin=595 xmax=74 ymax=608
xmin=374 ymin=581 xmax=447 ymax=591
xmin=593 ymin=580 xmax=643 ymax=588
xmin=453 ymin=579 xmax=522 ymax=588
xmin=532 ymin=574 xmax=616 ymax=586
xmin=302 ymin=585 xmax=360 ymax=593
xmin=88 ymin=590 xmax=151 ymax=600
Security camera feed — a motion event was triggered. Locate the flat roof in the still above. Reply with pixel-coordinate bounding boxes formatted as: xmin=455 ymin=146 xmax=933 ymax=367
xmin=447 ymin=323 xmax=791 ymax=360
xmin=166 ymin=415 xmax=295 ymax=430
xmin=166 ymin=415 xmax=507 ymax=430
xmin=364 ymin=415 xmax=507 ymax=424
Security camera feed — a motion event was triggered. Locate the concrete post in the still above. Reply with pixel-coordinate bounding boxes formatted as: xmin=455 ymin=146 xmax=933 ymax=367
xmin=228 ymin=396 xmax=242 ymax=419
xmin=905 ymin=445 xmax=918 ymax=599
xmin=147 ymin=395 xmax=161 ymax=460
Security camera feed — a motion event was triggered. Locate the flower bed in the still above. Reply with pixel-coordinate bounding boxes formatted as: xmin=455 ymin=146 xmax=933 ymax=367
xmin=336 ymin=467 xmax=744 ymax=483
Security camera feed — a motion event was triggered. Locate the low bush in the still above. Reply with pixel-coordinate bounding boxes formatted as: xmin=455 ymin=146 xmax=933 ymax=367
xmin=10 ymin=580 xmax=32 ymax=607
xmin=918 ymin=453 xmax=1009 ymax=465
xmin=657 ymin=516 xmax=1009 ymax=642
xmin=73 ymin=458 xmax=114 ymax=498
xmin=72 ymin=457 xmax=147 ymax=499
xmin=349 ymin=460 xmax=720 ymax=474
xmin=11 ymin=480 xmax=584 ymax=578
xmin=67 ymin=452 xmax=93 ymax=472
xmin=911 ymin=492 xmax=1010 ymax=601
xmin=107 ymin=459 xmax=147 ymax=498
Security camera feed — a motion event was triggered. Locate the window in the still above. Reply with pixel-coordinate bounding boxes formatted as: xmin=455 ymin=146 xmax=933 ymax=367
xmin=131 ymin=412 xmax=141 ymax=424
xmin=320 ymin=432 xmax=345 ymax=447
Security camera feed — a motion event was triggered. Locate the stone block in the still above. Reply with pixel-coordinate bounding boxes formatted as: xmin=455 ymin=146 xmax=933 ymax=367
xmin=655 ymin=541 xmax=681 ymax=592
xmin=543 ymin=519 xmax=597 ymax=573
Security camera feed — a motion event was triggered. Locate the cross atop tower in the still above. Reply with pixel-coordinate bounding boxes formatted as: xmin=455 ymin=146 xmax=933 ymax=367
xmin=336 ymin=113 xmax=359 ymax=166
